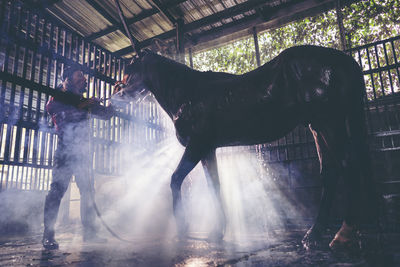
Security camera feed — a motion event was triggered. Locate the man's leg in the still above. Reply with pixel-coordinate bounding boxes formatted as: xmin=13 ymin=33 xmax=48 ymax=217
xmin=74 ymin=163 xmax=105 ymax=242
xmin=43 ymin=147 xmax=72 ymax=249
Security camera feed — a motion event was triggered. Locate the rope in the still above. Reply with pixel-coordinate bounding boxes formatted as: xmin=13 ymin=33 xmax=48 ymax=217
xmin=87 ymin=109 xmax=135 ymax=243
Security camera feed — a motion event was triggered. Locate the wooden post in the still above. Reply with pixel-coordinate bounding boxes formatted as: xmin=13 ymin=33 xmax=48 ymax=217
xmin=253 ymin=27 xmax=261 ymax=67
xmin=176 ymin=18 xmax=185 ymax=64
xmin=335 ymin=0 xmax=347 ymax=50
xmin=189 ymin=47 xmax=193 ymax=68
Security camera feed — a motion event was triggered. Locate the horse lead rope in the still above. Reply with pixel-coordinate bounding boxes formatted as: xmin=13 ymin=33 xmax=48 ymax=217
xmin=87 ymin=109 xmax=135 ymax=244
xmin=85 ymin=0 xmax=139 ymax=242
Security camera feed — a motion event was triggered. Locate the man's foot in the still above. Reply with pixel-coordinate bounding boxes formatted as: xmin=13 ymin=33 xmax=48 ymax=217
xmin=42 ymin=232 xmax=59 ymax=250
xmin=83 ymin=233 xmax=107 ymax=243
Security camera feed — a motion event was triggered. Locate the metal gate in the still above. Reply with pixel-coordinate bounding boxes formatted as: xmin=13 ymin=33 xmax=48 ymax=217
xmin=0 ymin=1 xmax=166 ymax=193
xmin=1 ymin=0 xmax=399 ymax=231
xmin=254 ymin=35 xmax=400 ymax=228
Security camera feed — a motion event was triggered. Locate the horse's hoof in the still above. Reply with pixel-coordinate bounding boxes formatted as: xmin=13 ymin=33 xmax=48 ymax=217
xmin=329 ymin=238 xmax=360 ymax=253
xmin=302 ymin=226 xmax=324 ymax=250
xmin=329 ymin=225 xmax=361 ymax=253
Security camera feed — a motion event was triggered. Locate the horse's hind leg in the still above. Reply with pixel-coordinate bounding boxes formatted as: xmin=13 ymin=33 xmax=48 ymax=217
xmin=328 ymin=112 xmax=378 ymax=251
xmin=302 ymin=123 xmax=341 ymax=250
xmin=201 ymin=150 xmax=226 ymax=241
xmin=304 ymin=114 xmax=368 ymax=251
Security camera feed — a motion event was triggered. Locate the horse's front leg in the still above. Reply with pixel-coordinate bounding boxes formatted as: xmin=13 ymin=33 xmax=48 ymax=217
xmin=170 ymin=140 xmax=208 ymax=238
xmin=201 ymin=150 xmax=226 ymax=241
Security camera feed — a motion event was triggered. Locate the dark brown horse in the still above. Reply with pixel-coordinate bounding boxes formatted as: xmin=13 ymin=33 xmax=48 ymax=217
xmin=112 ymin=45 xmax=377 ymax=249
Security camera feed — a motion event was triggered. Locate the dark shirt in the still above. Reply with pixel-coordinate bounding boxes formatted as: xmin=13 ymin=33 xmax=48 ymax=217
xmin=46 ymin=92 xmax=114 ymax=146
xmin=47 ymin=96 xmax=88 ymax=136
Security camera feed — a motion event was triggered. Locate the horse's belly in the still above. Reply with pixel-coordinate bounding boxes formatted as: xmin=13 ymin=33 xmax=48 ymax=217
xmin=214 ymin=107 xmax=299 ymax=147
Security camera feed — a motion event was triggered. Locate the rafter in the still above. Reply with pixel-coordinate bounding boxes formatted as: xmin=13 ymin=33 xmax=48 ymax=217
xmin=23 ymin=0 xmax=83 ymax=36
xmin=114 ymin=0 xmax=360 ymax=57
xmin=189 ymin=0 xmax=360 ymax=52
xmin=84 ymin=0 xmax=140 ymax=45
xmin=27 ymin=0 xmax=62 ymax=8
xmin=113 ymin=0 xmax=265 ymax=56
xmin=150 ymin=0 xmax=176 ymax=26
xmin=86 ymin=0 xmax=187 ymax=42
xmin=85 ymin=0 xmax=119 ymax=25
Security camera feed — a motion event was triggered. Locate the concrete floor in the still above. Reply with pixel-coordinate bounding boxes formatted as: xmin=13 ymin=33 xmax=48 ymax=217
xmin=0 ymin=227 xmax=399 ymax=267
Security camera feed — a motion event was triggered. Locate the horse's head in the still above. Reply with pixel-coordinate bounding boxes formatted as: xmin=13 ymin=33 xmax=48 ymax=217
xmin=111 ymin=55 xmax=147 ymax=106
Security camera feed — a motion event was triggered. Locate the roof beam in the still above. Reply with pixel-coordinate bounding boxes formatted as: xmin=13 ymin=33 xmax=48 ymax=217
xmin=150 ymin=0 xmax=176 ymax=25
xmin=114 ymin=0 xmax=360 ymax=57
xmin=23 ymin=0 xmax=83 ymax=37
xmin=86 ymin=0 xmax=187 ymax=42
xmin=85 ymin=0 xmax=119 ymax=25
xmin=113 ymin=0 xmax=267 ymax=56
xmin=190 ymin=0 xmax=360 ymax=52
xmin=85 ymin=0 xmax=141 ymax=44
xmin=26 ymin=0 xmax=62 ymax=9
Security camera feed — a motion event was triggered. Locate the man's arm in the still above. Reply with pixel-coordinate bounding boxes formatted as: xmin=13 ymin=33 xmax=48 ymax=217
xmin=49 ymin=89 xmax=116 ymax=119
xmin=89 ymin=102 xmax=116 ymax=120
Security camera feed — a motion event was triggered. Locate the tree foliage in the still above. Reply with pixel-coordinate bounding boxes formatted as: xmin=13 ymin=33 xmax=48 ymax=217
xmin=191 ymin=0 xmax=400 ymax=76
xmin=343 ymin=0 xmax=400 ymax=47
xmin=191 ymin=38 xmax=256 ymax=74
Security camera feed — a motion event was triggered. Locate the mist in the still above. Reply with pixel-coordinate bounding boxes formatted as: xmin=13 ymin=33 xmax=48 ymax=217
xmin=0 ymin=94 xmax=311 ymax=255
xmin=87 ymin=99 xmax=309 ymax=252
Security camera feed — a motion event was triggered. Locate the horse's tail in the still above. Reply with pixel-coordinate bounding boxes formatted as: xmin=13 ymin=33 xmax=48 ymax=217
xmin=346 ymin=61 xmax=381 ymax=228
xmin=348 ymin=64 xmax=370 ymax=171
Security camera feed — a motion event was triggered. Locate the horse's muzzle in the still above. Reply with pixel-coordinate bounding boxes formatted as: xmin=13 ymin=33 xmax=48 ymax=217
xmin=110 ymin=90 xmax=130 ymax=108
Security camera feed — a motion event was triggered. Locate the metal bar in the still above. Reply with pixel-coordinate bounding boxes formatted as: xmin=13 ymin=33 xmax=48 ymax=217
xmin=390 ymin=40 xmax=400 ymax=92
xmin=22 ymin=126 xmax=30 ymax=164
xmin=114 ymin=0 xmax=141 ymax=55
xmin=31 ymin=128 xmax=39 ymax=172
xmin=92 ymin=44 xmax=97 ymax=71
xmin=382 ymin=43 xmax=395 ymax=95
xmin=176 ymin=18 xmax=185 ymax=64
xmin=0 ymin=165 xmax=7 ymax=190
xmin=374 ymin=44 xmax=385 ymax=97
xmin=1 ymin=31 xmax=118 ymax=84
xmin=252 ymin=27 xmax=260 ymax=67
xmin=188 ymin=47 xmax=193 ymax=68
xmin=3 ymin=122 xmax=12 ymax=163
xmin=356 ymin=49 xmax=374 ymax=133
xmin=13 ymin=114 xmax=23 ymax=163
xmin=0 ymin=0 xmax=7 ymax=35
xmin=366 ymin=48 xmax=377 ymax=100
xmin=2 ymin=1 xmax=13 ymax=74
xmin=67 ymin=32 xmax=73 ymax=60
xmin=39 ymin=131 xmax=47 ymax=166
xmin=335 ymin=0 xmax=347 ymax=50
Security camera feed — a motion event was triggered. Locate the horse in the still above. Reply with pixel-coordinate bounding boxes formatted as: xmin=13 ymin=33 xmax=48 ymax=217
xmin=111 ymin=45 xmax=377 ymax=250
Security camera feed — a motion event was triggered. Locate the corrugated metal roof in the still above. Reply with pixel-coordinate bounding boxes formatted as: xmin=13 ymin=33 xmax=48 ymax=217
xmin=38 ymin=0 xmax=356 ymax=58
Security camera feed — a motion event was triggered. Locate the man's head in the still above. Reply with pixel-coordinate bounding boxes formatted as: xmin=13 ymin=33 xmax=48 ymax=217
xmin=62 ymin=64 xmax=87 ymax=94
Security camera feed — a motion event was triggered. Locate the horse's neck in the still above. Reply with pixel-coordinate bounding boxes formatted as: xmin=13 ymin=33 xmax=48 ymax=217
xmin=142 ymin=54 xmax=189 ymax=118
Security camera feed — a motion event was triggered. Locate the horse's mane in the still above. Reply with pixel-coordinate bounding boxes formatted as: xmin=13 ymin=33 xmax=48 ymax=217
xmin=145 ymin=51 xmax=241 ymax=83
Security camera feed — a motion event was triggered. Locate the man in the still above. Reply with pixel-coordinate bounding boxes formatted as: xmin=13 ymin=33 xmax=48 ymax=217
xmin=42 ymin=64 xmax=114 ymax=250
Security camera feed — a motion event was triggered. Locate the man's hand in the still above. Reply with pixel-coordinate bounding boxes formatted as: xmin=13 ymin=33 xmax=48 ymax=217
xmin=77 ymin=98 xmax=97 ymax=109
xmin=113 ymin=81 xmax=125 ymax=95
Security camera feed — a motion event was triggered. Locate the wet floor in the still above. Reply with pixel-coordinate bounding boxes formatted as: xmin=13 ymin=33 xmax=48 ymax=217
xmin=0 ymin=227 xmax=399 ymax=266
